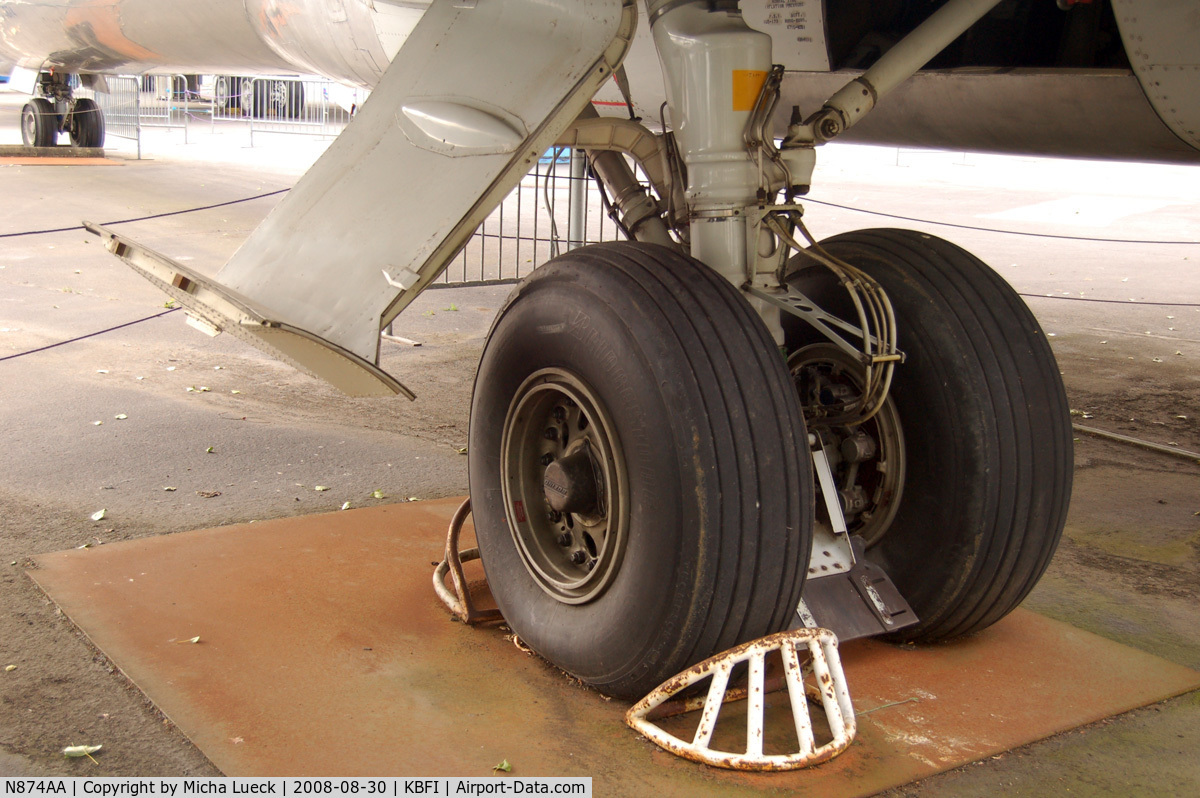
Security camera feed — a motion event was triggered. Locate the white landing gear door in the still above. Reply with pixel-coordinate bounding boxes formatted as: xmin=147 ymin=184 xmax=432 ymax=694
xmin=98 ymin=1 xmax=636 ymax=398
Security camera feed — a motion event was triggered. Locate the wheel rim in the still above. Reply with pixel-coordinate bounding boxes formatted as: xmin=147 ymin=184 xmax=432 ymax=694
xmin=500 ymin=368 xmax=628 ymax=604
xmin=790 ymin=343 xmax=905 ymax=547
xmin=21 ymin=106 xmax=37 ymax=146
xmin=269 ymin=82 xmax=289 ymax=114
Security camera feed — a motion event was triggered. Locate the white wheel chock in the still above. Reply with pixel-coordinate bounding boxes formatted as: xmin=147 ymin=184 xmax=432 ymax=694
xmin=625 ymin=628 xmax=855 ymax=771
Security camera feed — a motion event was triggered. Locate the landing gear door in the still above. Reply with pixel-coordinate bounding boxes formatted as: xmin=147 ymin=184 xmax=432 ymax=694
xmin=114 ymin=1 xmax=636 ymax=396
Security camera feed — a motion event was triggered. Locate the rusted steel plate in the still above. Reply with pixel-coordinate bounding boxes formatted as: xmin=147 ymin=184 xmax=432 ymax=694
xmin=31 ymin=498 xmax=1200 ymax=793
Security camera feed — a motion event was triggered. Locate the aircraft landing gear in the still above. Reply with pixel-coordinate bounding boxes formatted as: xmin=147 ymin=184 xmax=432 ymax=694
xmin=468 ymin=241 xmax=813 ymax=701
xmin=784 ymin=229 xmax=1072 ymax=640
xmin=21 ymin=72 xmax=105 ymax=149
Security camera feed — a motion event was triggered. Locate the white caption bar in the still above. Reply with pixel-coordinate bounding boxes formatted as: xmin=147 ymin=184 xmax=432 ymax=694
xmin=1 ymin=779 xmax=591 ymax=798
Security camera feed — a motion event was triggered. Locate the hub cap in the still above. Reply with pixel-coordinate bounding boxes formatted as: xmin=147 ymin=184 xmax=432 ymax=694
xmin=500 ymin=368 xmax=628 ymax=604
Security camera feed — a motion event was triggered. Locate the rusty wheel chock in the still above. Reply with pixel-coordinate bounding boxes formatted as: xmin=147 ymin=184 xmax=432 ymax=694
xmin=625 ymin=628 xmax=855 ymax=771
xmin=432 ymin=498 xmax=504 ymax=625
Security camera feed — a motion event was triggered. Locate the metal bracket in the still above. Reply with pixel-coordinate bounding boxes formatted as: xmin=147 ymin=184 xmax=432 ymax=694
xmin=799 ymin=435 xmax=919 ymax=642
xmin=807 ymin=434 xmax=857 ymax=578
xmin=795 ymin=537 xmax=919 ymax=642
xmin=748 ymin=284 xmax=902 ymax=368
xmin=432 ymin=499 xmax=504 ymax=625
xmin=626 ymin=628 xmax=856 ymax=771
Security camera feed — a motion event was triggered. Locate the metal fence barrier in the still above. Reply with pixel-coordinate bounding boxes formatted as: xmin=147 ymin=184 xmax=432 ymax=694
xmin=86 ymin=74 xmax=190 ymax=158
xmin=434 ymin=148 xmax=627 ymax=287
xmin=87 ymin=76 xmax=139 ymax=151
xmin=138 ymin=74 xmax=191 ymax=139
xmin=202 ymin=75 xmax=358 ymax=144
xmin=247 ymin=77 xmax=357 ymax=145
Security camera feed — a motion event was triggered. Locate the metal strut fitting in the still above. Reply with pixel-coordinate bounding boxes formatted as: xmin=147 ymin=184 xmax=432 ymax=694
xmin=647 ymin=0 xmax=788 ymax=342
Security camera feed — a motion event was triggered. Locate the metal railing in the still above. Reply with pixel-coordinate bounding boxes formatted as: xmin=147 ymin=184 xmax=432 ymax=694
xmin=434 ymin=148 xmax=629 ymax=287
xmin=88 ymin=76 xmax=140 ymax=150
xmin=138 ymin=74 xmax=191 ymax=139
xmin=88 ymin=74 xmax=190 ymax=158
xmin=203 ymin=75 xmax=358 ymax=144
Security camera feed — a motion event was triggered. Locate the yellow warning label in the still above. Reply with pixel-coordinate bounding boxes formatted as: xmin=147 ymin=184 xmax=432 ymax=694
xmin=732 ymin=69 xmax=769 ymax=112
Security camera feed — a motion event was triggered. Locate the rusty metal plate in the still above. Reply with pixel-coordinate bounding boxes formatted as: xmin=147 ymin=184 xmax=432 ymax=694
xmin=31 ymin=498 xmax=1200 ymax=793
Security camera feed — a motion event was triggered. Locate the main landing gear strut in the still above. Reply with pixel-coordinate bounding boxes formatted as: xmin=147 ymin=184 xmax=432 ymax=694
xmin=457 ymin=0 xmax=1071 ymax=770
xmin=21 ymin=71 xmax=105 ymax=149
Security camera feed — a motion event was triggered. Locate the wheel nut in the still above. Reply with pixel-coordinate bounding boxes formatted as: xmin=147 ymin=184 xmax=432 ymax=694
xmin=540 ymin=453 xmax=554 ymax=466
xmin=553 ymin=406 xmax=567 ymax=422
xmin=548 ymin=510 xmax=562 ymax=523
xmin=557 ymin=533 xmax=572 ymax=547
xmin=543 ymin=428 xmax=558 ymax=441
xmin=570 ymin=550 xmax=587 ymax=565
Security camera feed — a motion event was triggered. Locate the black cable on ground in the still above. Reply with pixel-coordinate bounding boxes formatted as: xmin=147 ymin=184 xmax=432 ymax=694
xmin=0 ymin=308 xmax=180 ymax=363
xmin=0 ymin=189 xmax=290 ymax=239
xmin=1018 ymin=294 xmax=1200 ymax=308
xmin=803 ymin=196 xmax=1200 ymax=246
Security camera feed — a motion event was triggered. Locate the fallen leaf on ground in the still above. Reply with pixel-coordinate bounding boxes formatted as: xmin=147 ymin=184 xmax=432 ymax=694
xmin=493 ymin=759 xmax=512 ymax=773
xmin=172 ymin=636 xmax=201 ymax=644
xmin=197 ymin=491 xmax=221 ymax=499
xmin=341 ymin=502 xmax=351 ymax=511
xmin=4 ymin=664 xmax=15 ymax=672
xmin=90 ymin=509 xmax=106 ymax=521
xmin=371 ymin=489 xmax=386 ymax=499
xmin=114 ymin=414 xmax=127 ymax=420
xmin=63 ymin=745 xmax=102 ymax=763
xmin=315 ymin=486 xmax=330 ymax=492
xmin=163 ymin=486 xmax=177 ymax=492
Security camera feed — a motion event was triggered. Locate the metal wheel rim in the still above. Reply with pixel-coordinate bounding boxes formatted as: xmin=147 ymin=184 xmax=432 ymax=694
xmin=21 ymin=105 xmax=38 ymax=146
xmin=789 ymin=343 xmax=905 ymax=547
xmin=500 ymin=368 xmax=629 ymax=604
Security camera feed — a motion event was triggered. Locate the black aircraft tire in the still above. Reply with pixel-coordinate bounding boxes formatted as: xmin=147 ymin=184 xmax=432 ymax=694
xmin=21 ymin=98 xmax=58 ymax=147
xmin=469 ymin=241 xmax=812 ymax=700
xmin=784 ymin=229 xmax=1072 ymax=641
xmin=69 ymin=98 xmax=105 ymax=148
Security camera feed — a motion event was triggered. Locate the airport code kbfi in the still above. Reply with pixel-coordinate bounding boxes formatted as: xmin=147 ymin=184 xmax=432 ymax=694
xmin=3 ymin=781 xmax=590 ymax=797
